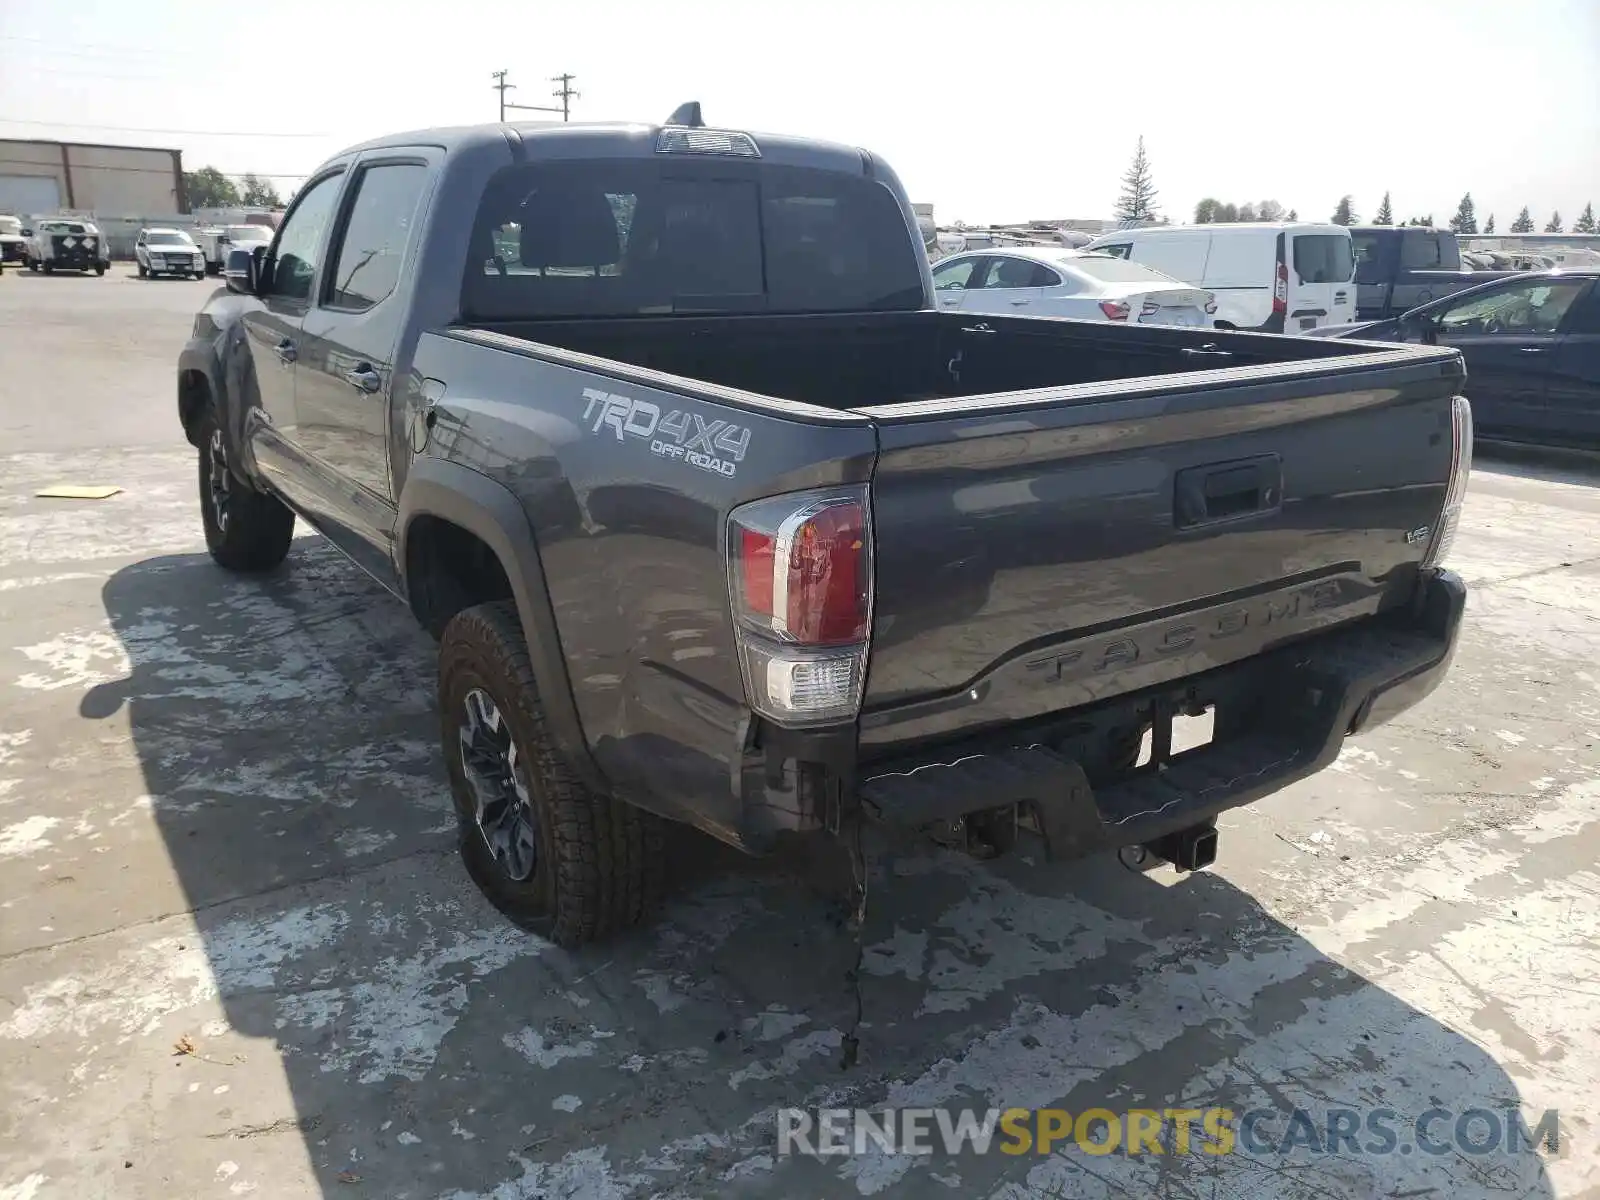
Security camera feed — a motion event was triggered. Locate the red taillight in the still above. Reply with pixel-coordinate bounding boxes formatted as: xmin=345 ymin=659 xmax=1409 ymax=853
xmin=1099 ymin=300 xmax=1131 ymax=321
xmin=731 ymin=494 xmax=871 ymax=647
xmin=1272 ymin=262 xmax=1289 ymax=315
xmin=728 ymin=489 xmax=874 ymax=725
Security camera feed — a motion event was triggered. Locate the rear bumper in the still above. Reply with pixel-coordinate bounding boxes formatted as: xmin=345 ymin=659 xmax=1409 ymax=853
xmin=858 ymin=569 xmax=1466 ymax=858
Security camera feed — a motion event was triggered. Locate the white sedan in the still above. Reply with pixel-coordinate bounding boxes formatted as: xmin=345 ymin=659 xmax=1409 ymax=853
xmin=932 ymin=247 xmax=1217 ymax=327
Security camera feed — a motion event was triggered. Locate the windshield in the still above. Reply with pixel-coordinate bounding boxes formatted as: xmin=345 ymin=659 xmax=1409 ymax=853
xmin=147 ymin=232 xmax=194 ymax=246
xmin=1293 ymin=234 xmax=1355 ymax=284
xmin=227 ymin=226 xmax=271 ymax=241
xmin=462 ymin=158 xmax=926 ymax=319
xmin=1067 ymin=255 xmax=1178 ymax=285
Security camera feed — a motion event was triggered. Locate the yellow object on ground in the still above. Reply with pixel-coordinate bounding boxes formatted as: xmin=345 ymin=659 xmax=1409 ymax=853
xmin=34 ymin=485 xmax=123 ymax=499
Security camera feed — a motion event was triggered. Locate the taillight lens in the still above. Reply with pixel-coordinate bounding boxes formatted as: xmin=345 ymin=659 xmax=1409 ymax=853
xmin=728 ymin=487 xmax=873 ymax=725
xmin=1099 ymin=300 xmax=1131 ymax=321
xmin=1139 ymin=298 xmax=1161 ymax=317
xmin=1422 ymin=395 xmax=1473 ymax=568
xmin=1272 ymin=263 xmax=1289 ymax=314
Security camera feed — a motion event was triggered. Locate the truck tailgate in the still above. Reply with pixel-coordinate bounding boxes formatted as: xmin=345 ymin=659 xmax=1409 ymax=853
xmin=855 ymin=347 xmax=1464 ymax=752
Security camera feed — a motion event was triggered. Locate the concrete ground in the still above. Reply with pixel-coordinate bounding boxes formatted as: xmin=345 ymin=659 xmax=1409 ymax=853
xmin=0 ymin=267 xmax=1596 ymax=1200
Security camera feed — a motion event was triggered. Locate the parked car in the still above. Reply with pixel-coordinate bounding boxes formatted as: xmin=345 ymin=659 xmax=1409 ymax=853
xmin=932 ymin=247 xmax=1216 ymax=327
xmin=177 ymin=106 xmax=1470 ymax=945
xmin=0 ymin=214 xmax=25 ymax=266
xmin=195 ymin=224 xmax=274 ymax=275
xmin=1310 ymin=269 xmax=1599 ymax=449
xmin=1348 ymin=226 xmax=1523 ymax=321
xmin=22 ymin=218 xmax=109 ymax=275
xmin=136 ymin=227 xmax=206 ymax=279
xmin=1083 ymin=222 xmax=1357 ymax=333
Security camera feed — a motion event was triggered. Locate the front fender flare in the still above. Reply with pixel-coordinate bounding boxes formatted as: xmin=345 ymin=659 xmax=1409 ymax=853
xmin=397 ymin=456 xmax=601 ymax=791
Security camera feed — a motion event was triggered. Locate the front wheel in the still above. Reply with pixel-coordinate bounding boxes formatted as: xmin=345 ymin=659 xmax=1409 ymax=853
xmin=94 ymin=265 xmax=106 ymax=276
xmin=196 ymin=408 xmax=294 ymax=571
xmin=439 ymin=602 xmax=666 ymax=946
xmin=41 ymin=262 xmax=52 ymax=275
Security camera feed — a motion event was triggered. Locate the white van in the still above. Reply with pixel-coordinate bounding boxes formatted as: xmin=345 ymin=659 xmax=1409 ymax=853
xmin=1083 ymin=223 xmax=1356 ymax=333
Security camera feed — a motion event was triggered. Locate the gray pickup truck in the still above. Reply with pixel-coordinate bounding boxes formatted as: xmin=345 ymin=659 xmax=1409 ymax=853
xmin=177 ymin=105 xmax=1472 ymax=945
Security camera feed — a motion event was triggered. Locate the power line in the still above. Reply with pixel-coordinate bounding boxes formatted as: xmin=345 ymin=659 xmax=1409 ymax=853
xmin=0 ymin=118 xmax=331 ymax=138
xmin=492 ymin=69 xmax=578 ymax=122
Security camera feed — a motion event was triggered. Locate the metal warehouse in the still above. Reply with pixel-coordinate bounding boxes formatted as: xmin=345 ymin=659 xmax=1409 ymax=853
xmin=0 ymin=138 xmax=185 ymax=216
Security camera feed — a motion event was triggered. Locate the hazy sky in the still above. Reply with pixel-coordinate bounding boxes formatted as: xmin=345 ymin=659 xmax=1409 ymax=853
xmin=3 ymin=0 xmax=1598 ymax=228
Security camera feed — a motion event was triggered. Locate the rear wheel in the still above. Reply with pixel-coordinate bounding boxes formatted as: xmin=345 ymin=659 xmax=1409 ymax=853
xmin=196 ymin=407 xmax=294 ymax=571
xmin=439 ymin=601 xmax=666 ymax=946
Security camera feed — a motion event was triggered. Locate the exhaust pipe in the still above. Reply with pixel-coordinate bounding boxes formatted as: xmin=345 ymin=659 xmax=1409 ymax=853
xmin=1119 ymin=822 xmax=1219 ymax=874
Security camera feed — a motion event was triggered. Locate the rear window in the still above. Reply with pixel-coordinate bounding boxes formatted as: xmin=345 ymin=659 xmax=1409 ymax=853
xmin=1292 ymin=234 xmax=1354 ymax=284
xmin=462 ymin=159 xmax=926 ymax=319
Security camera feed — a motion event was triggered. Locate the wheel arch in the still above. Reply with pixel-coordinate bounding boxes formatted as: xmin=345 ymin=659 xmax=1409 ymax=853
xmin=397 ymin=457 xmax=602 ymax=791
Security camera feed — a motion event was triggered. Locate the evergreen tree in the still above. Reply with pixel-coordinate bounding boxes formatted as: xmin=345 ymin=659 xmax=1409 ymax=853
xmin=1331 ymin=195 xmax=1356 ymax=226
xmin=1374 ymin=192 xmax=1393 ymax=225
xmin=1574 ymin=203 xmax=1595 ymax=233
xmin=1510 ymin=207 xmax=1535 ymax=233
xmin=1448 ymin=193 xmax=1478 ymax=234
xmin=1484 ymin=214 xmax=1495 ymax=234
xmin=1544 ymin=211 xmax=1564 ymax=233
xmin=1113 ymin=136 xmax=1160 ymax=227
xmin=1286 ymin=208 xmax=1298 ymax=221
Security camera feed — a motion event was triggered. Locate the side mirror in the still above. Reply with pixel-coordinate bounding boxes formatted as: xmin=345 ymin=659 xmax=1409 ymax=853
xmin=20 ymin=228 xmax=31 ymax=237
xmin=223 ymin=246 xmax=261 ymax=295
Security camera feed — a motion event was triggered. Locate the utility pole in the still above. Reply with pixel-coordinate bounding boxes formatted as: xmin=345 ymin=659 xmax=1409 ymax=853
xmin=492 ymin=70 xmax=579 ymax=122
xmin=550 ymin=73 xmax=580 ymax=122
xmin=491 ymin=69 xmax=514 ymax=122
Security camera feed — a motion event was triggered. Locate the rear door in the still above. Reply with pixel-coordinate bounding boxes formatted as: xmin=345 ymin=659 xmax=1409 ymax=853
xmin=1351 ymin=229 xmax=1396 ymax=319
xmin=1543 ymin=283 xmax=1600 ymax=447
xmin=294 ymin=153 xmax=434 ymax=581
xmin=1396 ymin=230 xmax=1452 ymax=312
xmin=1431 ymin=276 xmax=1591 ymax=438
xmin=1287 ymin=231 xmax=1356 ymax=329
xmin=959 ymin=255 xmax=1051 ymax=316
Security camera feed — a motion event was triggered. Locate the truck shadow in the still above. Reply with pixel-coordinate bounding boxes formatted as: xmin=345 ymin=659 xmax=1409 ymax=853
xmin=79 ymin=541 xmax=1559 ymax=1199
xmin=1477 ymin=439 xmax=1600 ymax=487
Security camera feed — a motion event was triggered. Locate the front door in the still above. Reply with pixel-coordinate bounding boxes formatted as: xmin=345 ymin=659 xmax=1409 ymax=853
xmin=931 ymin=255 xmax=983 ymax=312
xmin=239 ymin=170 xmax=346 ymax=507
xmin=295 ymin=157 xmax=432 ymax=581
xmin=1430 ymin=277 xmax=1591 ymax=438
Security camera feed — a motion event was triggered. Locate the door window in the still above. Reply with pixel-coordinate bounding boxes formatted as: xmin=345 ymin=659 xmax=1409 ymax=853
xmin=325 ymin=163 xmax=427 ymax=311
xmin=264 ymin=172 xmax=344 ymax=302
xmin=1092 ymin=242 xmax=1133 ymax=259
xmin=1437 ymin=279 xmax=1588 ymax=336
xmin=1352 ymin=232 xmax=1385 ymax=283
xmin=932 ymin=257 xmax=979 ymax=290
xmin=1400 ymin=232 xmax=1445 ymax=270
xmin=1292 ymin=234 xmax=1355 ymax=283
xmin=974 ymin=257 xmax=1057 ymax=288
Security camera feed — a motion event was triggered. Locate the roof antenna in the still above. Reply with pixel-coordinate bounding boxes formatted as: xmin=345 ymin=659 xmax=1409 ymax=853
xmin=666 ymin=101 xmax=704 ymax=128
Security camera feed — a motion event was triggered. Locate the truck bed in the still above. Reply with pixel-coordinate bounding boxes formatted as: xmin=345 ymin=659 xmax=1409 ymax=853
xmin=471 ymin=309 xmax=1373 ymax=410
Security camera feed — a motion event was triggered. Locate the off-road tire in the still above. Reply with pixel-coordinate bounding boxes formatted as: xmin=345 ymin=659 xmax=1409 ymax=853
xmin=439 ymin=601 xmax=666 ymax=946
xmin=196 ymin=406 xmax=294 ymax=571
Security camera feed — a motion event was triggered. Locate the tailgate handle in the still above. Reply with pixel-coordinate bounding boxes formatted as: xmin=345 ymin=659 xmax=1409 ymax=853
xmin=1175 ymin=455 xmax=1282 ymax=528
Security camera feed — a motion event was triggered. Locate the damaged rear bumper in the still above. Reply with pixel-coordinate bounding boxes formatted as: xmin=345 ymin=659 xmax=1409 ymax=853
xmin=858 ymin=568 xmax=1467 ymax=859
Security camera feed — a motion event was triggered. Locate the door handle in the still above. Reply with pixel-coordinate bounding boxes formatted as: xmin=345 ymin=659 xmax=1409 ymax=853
xmin=343 ymin=364 xmax=382 ymax=393
xmin=1010 ymin=299 xmax=1031 ymax=306
xmin=274 ymin=338 xmax=297 ymax=364
xmin=1518 ymin=346 xmax=1547 ymax=354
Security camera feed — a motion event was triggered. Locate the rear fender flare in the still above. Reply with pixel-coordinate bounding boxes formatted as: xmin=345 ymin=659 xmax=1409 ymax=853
xmin=396 ymin=456 xmax=601 ymax=791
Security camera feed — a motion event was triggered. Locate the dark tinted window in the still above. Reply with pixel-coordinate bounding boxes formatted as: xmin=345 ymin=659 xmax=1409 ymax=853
xmin=326 ymin=163 xmax=427 ymax=311
xmin=1400 ymin=232 xmax=1445 ymax=270
xmin=462 ymin=159 xmax=925 ymax=318
xmin=1352 ymin=231 xmax=1386 ymax=283
xmin=265 ymin=172 xmax=343 ymax=302
xmin=1292 ymin=234 xmax=1355 ymax=283
xmin=1091 ymin=242 xmax=1133 ymax=259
